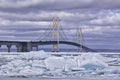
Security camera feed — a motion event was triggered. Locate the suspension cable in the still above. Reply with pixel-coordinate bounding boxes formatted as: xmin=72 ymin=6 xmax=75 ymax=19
xmin=59 ymin=19 xmax=69 ymax=41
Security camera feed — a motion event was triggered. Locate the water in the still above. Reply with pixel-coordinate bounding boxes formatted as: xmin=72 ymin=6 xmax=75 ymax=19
xmin=0 ymin=48 xmax=120 ymax=52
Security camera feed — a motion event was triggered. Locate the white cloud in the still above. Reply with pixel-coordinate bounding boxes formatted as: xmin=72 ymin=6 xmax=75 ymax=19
xmin=0 ymin=19 xmax=50 ymax=28
xmin=0 ymin=18 xmax=10 ymax=26
xmin=0 ymin=11 xmax=96 ymax=21
xmin=89 ymin=15 xmax=120 ymax=25
xmin=0 ymin=0 xmax=120 ymax=9
xmin=0 ymin=0 xmax=94 ymax=8
xmin=0 ymin=0 xmax=43 ymax=8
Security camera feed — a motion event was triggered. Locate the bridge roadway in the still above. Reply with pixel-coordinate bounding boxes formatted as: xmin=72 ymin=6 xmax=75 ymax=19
xmin=0 ymin=41 xmax=96 ymax=52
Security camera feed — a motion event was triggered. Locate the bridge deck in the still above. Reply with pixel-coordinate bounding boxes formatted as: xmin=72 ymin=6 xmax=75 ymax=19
xmin=0 ymin=41 xmax=96 ymax=52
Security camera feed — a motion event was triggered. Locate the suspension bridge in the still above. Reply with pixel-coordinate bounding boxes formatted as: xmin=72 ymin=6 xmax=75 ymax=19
xmin=0 ymin=17 xmax=96 ymax=52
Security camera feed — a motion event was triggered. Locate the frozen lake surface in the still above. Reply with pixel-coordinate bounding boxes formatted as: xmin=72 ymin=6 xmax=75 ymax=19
xmin=0 ymin=51 xmax=120 ymax=79
xmin=0 ymin=76 xmax=120 ymax=80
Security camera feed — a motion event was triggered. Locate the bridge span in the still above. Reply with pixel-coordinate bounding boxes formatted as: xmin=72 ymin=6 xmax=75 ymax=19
xmin=0 ymin=17 xmax=97 ymax=52
xmin=0 ymin=41 xmax=96 ymax=52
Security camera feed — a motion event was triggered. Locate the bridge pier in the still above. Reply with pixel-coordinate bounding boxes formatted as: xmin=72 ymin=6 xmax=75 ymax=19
xmin=21 ymin=42 xmax=32 ymax=52
xmin=16 ymin=45 xmax=21 ymax=52
xmin=7 ymin=45 xmax=11 ymax=52
xmin=27 ymin=42 xmax=32 ymax=52
xmin=36 ymin=46 xmax=39 ymax=51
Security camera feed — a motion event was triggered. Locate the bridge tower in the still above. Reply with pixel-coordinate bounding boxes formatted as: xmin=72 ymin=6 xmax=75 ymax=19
xmin=52 ymin=17 xmax=60 ymax=52
xmin=77 ymin=28 xmax=83 ymax=52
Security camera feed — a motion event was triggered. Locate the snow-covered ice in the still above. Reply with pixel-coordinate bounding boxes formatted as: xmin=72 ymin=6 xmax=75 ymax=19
xmin=0 ymin=51 xmax=120 ymax=77
xmin=19 ymin=50 xmax=51 ymax=60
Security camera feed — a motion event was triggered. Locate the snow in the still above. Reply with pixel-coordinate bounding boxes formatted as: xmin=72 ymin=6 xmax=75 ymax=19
xmin=19 ymin=50 xmax=51 ymax=60
xmin=0 ymin=51 xmax=120 ymax=77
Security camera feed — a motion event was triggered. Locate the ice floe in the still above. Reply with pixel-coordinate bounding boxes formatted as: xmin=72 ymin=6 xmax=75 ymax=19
xmin=0 ymin=51 xmax=120 ymax=77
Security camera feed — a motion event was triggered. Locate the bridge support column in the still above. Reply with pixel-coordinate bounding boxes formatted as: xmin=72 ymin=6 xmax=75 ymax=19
xmin=21 ymin=42 xmax=32 ymax=52
xmin=16 ymin=45 xmax=21 ymax=52
xmin=36 ymin=46 xmax=39 ymax=51
xmin=7 ymin=45 xmax=11 ymax=52
xmin=27 ymin=42 xmax=32 ymax=52
xmin=21 ymin=43 xmax=27 ymax=52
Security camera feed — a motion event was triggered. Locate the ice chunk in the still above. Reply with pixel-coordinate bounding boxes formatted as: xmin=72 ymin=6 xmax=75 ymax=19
xmin=80 ymin=62 xmax=107 ymax=70
xmin=19 ymin=50 xmax=51 ymax=60
xmin=44 ymin=56 xmax=65 ymax=70
xmin=78 ymin=53 xmax=108 ymax=70
xmin=19 ymin=68 xmax=44 ymax=75
xmin=0 ymin=51 xmax=119 ymax=77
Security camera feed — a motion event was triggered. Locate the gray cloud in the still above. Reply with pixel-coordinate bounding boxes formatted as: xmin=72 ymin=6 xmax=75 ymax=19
xmin=0 ymin=0 xmax=120 ymax=49
xmin=0 ymin=0 xmax=94 ymax=9
xmin=0 ymin=0 xmax=120 ymax=10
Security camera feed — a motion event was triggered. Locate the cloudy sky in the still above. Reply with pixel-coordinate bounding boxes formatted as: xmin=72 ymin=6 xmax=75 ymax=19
xmin=0 ymin=0 xmax=120 ymax=49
